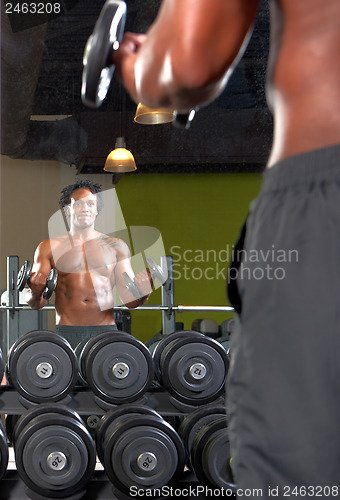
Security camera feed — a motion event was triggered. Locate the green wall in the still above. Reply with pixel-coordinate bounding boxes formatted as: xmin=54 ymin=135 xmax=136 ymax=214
xmin=116 ymin=172 xmax=262 ymax=342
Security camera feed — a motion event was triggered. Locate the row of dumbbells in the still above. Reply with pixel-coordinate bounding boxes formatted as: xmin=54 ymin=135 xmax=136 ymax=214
xmin=0 ymin=403 xmax=235 ymax=498
xmin=1 ymin=328 xmax=229 ymax=406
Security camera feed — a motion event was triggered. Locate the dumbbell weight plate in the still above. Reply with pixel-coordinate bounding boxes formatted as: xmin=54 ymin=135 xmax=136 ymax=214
xmin=145 ymin=332 xmax=164 ymax=356
xmin=96 ymin=404 xmax=161 ymax=464
xmin=81 ymin=331 xmax=154 ymax=404
xmin=103 ymin=414 xmax=185 ymax=494
xmin=0 ymin=420 xmax=9 ymax=481
xmin=43 ymin=268 xmax=58 ymax=300
xmin=220 ymin=318 xmax=235 ymax=337
xmin=191 ymin=416 xmax=235 ymax=491
xmin=5 ymin=414 xmax=20 ymax=446
xmin=0 ymin=347 xmax=4 ymax=382
xmin=123 ymin=272 xmax=140 ymax=299
xmin=146 ymin=257 xmax=167 ymax=285
xmin=161 ymin=335 xmax=229 ymax=405
xmin=178 ymin=405 xmax=226 ymax=463
xmin=7 ymin=330 xmax=78 ymax=403
xmin=13 ymin=405 xmax=84 ymax=447
xmin=74 ymin=337 xmax=91 ymax=386
xmin=173 ymin=109 xmax=197 ymax=130
xmin=83 ymin=414 xmax=101 ymax=438
xmin=152 ymin=330 xmax=205 ymax=384
xmin=192 ymin=318 xmax=220 ymax=339
xmin=81 ymin=0 xmax=127 ymax=108
xmin=17 ymin=260 xmax=31 ymax=291
xmin=216 ymin=335 xmax=232 ymax=360
xmin=15 ymin=411 xmax=96 ymax=498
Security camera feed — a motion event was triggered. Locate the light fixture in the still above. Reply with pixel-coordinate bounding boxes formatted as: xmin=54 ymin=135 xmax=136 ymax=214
xmin=104 ymin=137 xmax=136 ymax=172
xmin=104 ymin=82 xmax=137 ymax=173
xmin=134 ymin=103 xmax=174 ymax=125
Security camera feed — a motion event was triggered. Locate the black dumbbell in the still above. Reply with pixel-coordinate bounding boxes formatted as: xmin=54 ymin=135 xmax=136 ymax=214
xmin=0 ymin=347 xmax=4 ymax=382
xmin=152 ymin=330 xmax=229 ymax=406
xmin=13 ymin=405 xmax=96 ymax=498
xmin=178 ymin=405 xmax=227 ymax=465
xmin=0 ymin=419 xmax=9 ymax=481
xmin=190 ymin=415 xmax=236 ymax=492
xmin=220 ymin=318 xmax=235 ymax=336
xmin=77 ymin=330 xmax=154 ymax=404
xmin=17 ymin=260 xmax=58 ymax=300
xmin=5 ymin=414 xmax=20 ymax=447
xmin=95 ymin=404 xmax=185 ymax=495
xmin=95 ymin=403 xmax=161 ymax=464
xmin=216 ymin=318 xmax=235 ymax=360
xmin=83 ymin=414 xmax=101 ymax=438
xmin=81 ymin=0 xmax=196 ymax=129
xmin=12 ymin=405 xmax=84 ymax=447
xmin=179 ymin=406 xmax=235 ymax=491
xmin=123 ymin=257 xmax=168 ymax=300
xmin=6 ymin=330 xmax=78 ymax=403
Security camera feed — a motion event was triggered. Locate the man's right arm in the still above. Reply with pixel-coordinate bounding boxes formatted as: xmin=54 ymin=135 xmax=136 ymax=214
xmin=25 ymin=240 xmax=53 ymax=310
xmin=114 ymin=0 xmax=261 ymax=111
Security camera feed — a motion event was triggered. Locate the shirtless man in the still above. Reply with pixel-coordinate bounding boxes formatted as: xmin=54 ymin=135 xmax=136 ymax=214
xmin=112 ymin=0 xmax=340 ymax=493
xmin=26 ymin=178 xmax=152 ymax=348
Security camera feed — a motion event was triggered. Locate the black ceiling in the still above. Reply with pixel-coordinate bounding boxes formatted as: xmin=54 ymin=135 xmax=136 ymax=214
xmin=1 ymin=0 xmax=272 ymax=173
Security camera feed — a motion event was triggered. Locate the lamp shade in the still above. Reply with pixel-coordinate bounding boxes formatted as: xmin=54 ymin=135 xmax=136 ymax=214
xmin=134 ymin=103 xmax=174 ymax=125
xmin=103 ymin=137 xmax=136 ymax=172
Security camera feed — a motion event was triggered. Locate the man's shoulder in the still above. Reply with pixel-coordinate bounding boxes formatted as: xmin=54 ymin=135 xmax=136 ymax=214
xmin=37 ymin=234 xmax=69 ymax=252
xmin=95 ymin=234 xmax=130 ymax=254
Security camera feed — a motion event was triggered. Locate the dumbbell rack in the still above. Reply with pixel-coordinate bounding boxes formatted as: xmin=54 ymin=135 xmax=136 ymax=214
xmin=0 ymin=386 xmax=227 ymax=500
xmin=1 ymin=255 xmax=233 ymax=499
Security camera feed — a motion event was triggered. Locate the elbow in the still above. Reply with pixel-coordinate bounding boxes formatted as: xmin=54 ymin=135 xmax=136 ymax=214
xmin=124 ymin=299 xmax=141 ymax=309
xmin=139 ymin=48 xmax=231 ymax=111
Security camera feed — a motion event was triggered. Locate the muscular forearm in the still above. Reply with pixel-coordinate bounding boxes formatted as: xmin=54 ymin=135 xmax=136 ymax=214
xmin=124 ymin=292 xmax=150 ymax=309
xmin=25 ymin=289 xmax=46 ymax=310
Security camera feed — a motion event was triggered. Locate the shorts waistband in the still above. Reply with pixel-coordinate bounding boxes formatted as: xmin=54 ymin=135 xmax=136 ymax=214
xmin=261 ymin=144 xmax=340 ymax=193
xmin=56 ymin=324 xmax=118 ymax=335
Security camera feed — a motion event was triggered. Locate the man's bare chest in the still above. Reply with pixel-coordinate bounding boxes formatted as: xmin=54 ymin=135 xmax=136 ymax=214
xmin=52 ymin=239 xmax=117 ymax=275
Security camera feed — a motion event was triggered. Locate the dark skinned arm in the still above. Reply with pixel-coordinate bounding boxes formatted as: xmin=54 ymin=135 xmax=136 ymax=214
xmin=114 ymin=0 xmax=261 ymax=111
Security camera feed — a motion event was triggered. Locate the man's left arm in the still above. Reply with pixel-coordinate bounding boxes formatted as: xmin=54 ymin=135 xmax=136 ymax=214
xmin=113 ymin=239 xmax=153 ymax=308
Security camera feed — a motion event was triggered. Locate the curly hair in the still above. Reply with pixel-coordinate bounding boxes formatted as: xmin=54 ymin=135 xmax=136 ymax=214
xmin=59 ymin=178 xmax=104 ymax=213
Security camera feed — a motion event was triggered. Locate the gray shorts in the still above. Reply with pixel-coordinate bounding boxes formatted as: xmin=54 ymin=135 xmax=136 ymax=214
xmin=227 ymin=144 xmax=340 ymax=492
xmin=55 ymin=324 xmax=118 ymax=350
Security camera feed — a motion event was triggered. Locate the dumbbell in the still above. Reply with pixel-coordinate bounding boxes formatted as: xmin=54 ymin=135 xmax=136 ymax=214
xmin=6 ymin=330 xmax=78 ymax=403
xmin=5 ymin=414 xmax=20 ymax=446
xmin=95 ymin=404 xmax=185 ymax=495
xmin=0 ymin=419 xmax=9 ymax=481
xmin=192 ymin=318 xmax=220 ymax=339
xmin=17 ymin=260 xmax=58 ymax=300
xmin=220 ymin=318 xmax=235 ymax=336
xmin=152 ymin=330 xmax=229 ymax=406
xmin=13 ymin=405 xmax=96 ymax=498
xmin=123 ymin=257 xmax=168 ymax=300
xmin=178 ymin=406 xmax=235 ymax=491
xmin=81 ymin=0 xmax=196 ymax=129
xmin=216 ymin=318 xmax=235 ymax=360
xmin=0 ymin=347 xmax=4 ymax=382
xmin=83 ymin=414 xmax=101 ymax=438
xmin=77 ymin=330 xmax=154 ymax=404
